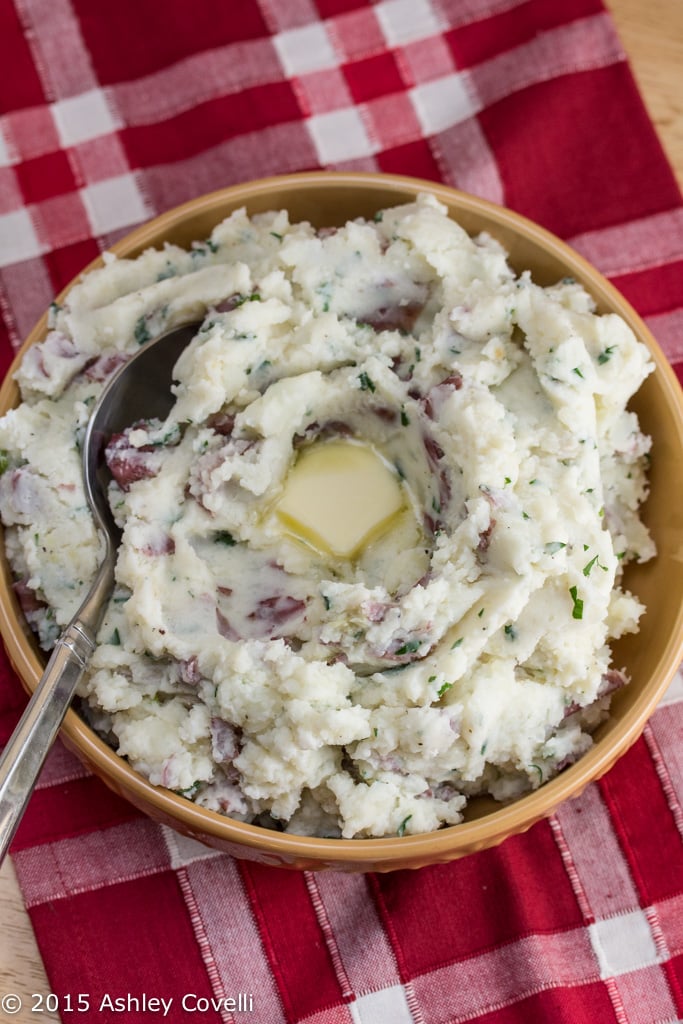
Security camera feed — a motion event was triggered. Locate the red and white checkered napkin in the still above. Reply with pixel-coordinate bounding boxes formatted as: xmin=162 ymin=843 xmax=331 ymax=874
xmin=1 ymin=1 xmax=683 ymax=1021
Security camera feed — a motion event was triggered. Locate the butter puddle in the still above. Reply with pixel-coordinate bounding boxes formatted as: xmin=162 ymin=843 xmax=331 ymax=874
xmin=276 ymin=438 xmax=407 ymax=559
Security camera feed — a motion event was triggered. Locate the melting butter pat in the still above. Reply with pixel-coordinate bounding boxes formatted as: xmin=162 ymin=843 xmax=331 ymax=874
xmin=277 ymin=440 xmax=405 ymax=558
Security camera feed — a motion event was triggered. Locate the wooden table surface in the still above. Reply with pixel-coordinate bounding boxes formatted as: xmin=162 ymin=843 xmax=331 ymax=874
xmin=0 ymin=2 xmax=681 ymax=1019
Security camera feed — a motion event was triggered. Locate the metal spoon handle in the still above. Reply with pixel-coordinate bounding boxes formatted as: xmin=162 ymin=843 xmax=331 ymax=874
xmin=0 ymin=619 xmax=96 ymax=862
xmin=0 ymin=322 xmax=196 ymax=866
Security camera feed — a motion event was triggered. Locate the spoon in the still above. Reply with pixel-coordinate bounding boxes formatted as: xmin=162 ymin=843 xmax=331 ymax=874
xmin=0 ymin=320 xmax=199 ymax=864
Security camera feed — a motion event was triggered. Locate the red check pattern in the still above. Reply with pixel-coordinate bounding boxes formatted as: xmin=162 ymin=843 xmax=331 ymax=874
xmin=1 ymin=1 xmax=683 ymax=1021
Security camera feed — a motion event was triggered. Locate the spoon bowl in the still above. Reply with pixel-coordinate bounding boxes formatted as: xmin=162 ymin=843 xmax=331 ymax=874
xmin=83 ymin=321 xmax=199 ymax=548
xmin=0 ymin=320 xmax=199 ymax=863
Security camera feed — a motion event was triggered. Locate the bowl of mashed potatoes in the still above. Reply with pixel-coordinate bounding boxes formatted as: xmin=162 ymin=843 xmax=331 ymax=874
xmin=1 ymin=171 xmax=682 ymax=871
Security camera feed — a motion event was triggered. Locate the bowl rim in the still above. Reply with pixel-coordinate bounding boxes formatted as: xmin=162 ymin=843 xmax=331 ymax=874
xmin=2 ymin=169 xmax=683 ymax=866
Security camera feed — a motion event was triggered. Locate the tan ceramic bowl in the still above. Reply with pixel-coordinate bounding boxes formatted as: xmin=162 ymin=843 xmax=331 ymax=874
xmin=2 ymin=172 xmax=683 ymax=871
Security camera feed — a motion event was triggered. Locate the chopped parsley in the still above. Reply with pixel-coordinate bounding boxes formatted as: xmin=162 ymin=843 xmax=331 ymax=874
xmin=397 ymin=814 xmax=412 ymax=837
xmin=394 ymin=638 xmax=421 ymax=657
xmin=569 ymin=585 xmax=584 ymax=620
xmin=582 ymin=554 xmax=608 ymax=576
xmin=437 ymin=681 xmax=452 ymax=698
xmin=174 ymin=781 xmax=202 ymax=799
xmin=316 ymin=281 xmax=333 ymax=312
xmin=191 ymin=241 xmax=217 ymax=259
xmin=134 ymin=316 xmax=151 ymax=346
xmin=358 ymin=371 xmax=376 ymax=392
xmin=598 ymin=345 xmax=616 ymax=364
xmin=214 ymin=530 xmax=236 ymax=546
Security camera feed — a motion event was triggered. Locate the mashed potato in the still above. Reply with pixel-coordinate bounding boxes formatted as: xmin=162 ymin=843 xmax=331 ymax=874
xmin=0 ymin=194 xmax=655 ymax=838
